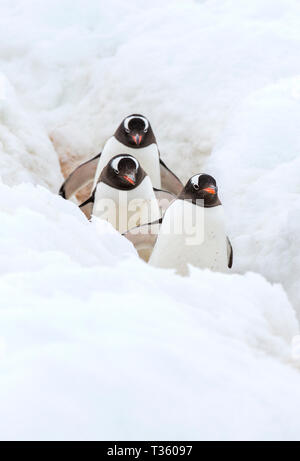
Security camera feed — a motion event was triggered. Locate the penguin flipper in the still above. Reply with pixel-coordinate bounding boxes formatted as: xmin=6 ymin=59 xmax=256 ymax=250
xmin=160 ymin=159 xmax=183 ymax=195
xmin=79 ymin=195 xmax=95 ymax=220
xmin=227 ymin=237 xmax=233 ymax=269
xmin=123 ymin=219 xmax=162 ymax=252
xmin=59 ymin=153 xmax=101 ymax=200
xmin=153 ymin=188 xmax=176 ymax=215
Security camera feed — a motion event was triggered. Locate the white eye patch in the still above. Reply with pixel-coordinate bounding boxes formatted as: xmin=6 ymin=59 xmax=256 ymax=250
xmin=190 ymin=174 xmax=203 ymax=188
xmin=111 ymin=155 xmax=139 ymax=172
xmin=124 ymin=116 xmax=149 ymax=133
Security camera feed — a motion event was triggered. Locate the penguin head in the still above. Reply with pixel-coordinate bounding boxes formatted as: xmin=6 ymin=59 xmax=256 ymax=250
xmin=100 ymin=154 xmax=146 ymax=190
xmin=115 ymin=114 xmax=156 ymax=148
xmin=179 ymin=174 xmax=221 ymax=207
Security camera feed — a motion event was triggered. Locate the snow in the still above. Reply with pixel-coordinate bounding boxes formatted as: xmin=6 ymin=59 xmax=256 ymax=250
xmin=207 ymin=77 xmax=300 ymax=315
xmin=0 ymin=75 xmax=62 ymax=190
xmin=3 ymin=0 xmax=300 ymax=177
xmin=0 ymin=185 xmax=300 ymax=441
xmin=0 ymin=0 xmax=300 ymax=441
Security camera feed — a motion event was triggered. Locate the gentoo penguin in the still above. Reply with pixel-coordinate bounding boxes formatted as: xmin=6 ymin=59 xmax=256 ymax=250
xmin=59 ymin=114 xmax=183 ymax=200
xmin=80 ymin=154 xmax=175 ymax=260
xmin=124 ymin=174 xmax=233 ymax=276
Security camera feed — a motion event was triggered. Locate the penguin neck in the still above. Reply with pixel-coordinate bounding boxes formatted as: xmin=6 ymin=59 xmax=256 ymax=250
xmin=106 ymin=136 xmax=158 ymax=157
xmin=177 ymin=196 xmax=222 ymax=208
xmin=94 ymin=176 xmax=157 ymax=202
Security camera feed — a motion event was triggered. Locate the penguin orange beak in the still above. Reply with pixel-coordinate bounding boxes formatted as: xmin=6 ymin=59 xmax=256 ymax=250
xmin=131 ymin=134 xmax=143 ymax=145
xmin=123 ymin=174 xmax=136 ymax=185
xmin=203 ymin=186 xmax=216 ymax=195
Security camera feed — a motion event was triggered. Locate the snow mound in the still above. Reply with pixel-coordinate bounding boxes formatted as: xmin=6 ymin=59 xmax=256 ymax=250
xmin=0 ymin=184 xmax=299 ymax=440
xmin=207 ymin=77 xmax=300 ymax=315
xmin=0 ymin=74 xmax=62 ymax=191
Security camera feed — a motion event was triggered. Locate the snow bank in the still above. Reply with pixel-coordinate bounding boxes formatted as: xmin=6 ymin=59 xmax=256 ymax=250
xmin=208 ymin=77 xmax=300 ymax=315
xmin=0 ymin=184 xmax=299 ymax=441
xmin=0 ymin=74 xmax=62 ymax=190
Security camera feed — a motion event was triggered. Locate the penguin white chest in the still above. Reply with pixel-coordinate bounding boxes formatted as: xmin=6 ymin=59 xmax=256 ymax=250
xmin=93 ymin=177 xmax=160 ymax=234
xmin=93 ymin=137 xmax=161 ymax=190
xmin=149 ymin=200 xmax=228 ymax=276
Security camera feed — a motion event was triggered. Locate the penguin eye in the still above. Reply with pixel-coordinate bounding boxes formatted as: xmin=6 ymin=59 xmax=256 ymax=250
xmin=125 ymin=128 xmax=130 ymax=134
xmin=143 ymin=127 xmax=148 ymax=133
xmin=114 ymin=169 xmax=119 ymax=175
xmin=193 ymin=184 xmax=200 ymax=191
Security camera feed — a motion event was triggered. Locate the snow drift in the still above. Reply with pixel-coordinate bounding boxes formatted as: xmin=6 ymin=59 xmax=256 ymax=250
xmin=0 ymin=184 xmax=299 ymax=441
xmin=0 ymin=74 xmax=62 ymax=190
xmin=208 ymin=77 xmax=300 ymax=315
xmin=0 ymin=0 xmax=300 ymax=441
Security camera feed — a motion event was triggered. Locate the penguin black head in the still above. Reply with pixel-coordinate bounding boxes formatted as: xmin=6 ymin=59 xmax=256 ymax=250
xmin=178 ymin=174 xmax=221 ymax=207
xmin=100 ymin=154 xmax=146 ymax=191
xmin=114 ymin=114 xmax=156 ymax=148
